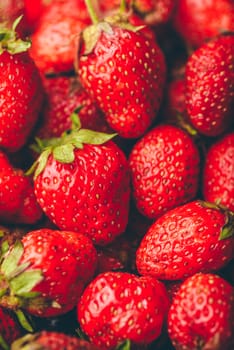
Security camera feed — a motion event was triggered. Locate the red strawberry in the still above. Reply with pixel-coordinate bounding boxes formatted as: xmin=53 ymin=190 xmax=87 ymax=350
xmin=0 ymin=228 xmax=97 ymax=319
xmin=36 ymin=75 xmax=112 ymax=139
xmin=167 ymin=273 xmax=234 ymax=350
xmin=172 ymin=0 xmax=234 ymax=48
xmin=29 ymin=0 xmax=91 ymax=75
xmin=185 ymin=34 xmax=234 ymax=137
xmin=136 ymin=200 xmax=234 ymax=280
xmin=11 ymin=331 xmax=102 ymax=350
xmin=203 ymin=132 xmax=234 ymax=212
xmin=0 ymin=18 xmax=44 ymax=152
xmin=77 ymin=271 xmax=170 ymax=349
xmin=0 ymin=150 xmax=43 ymax=225
xmin=30 ymin=118 xmax=130 ymax=246
xmin=129 ymin=124 xmax=200 ymax=219
xmin=0 ymin=307 xmax=23 ymax=348
xmin=77 ymin=9 xmax=166 ymax=138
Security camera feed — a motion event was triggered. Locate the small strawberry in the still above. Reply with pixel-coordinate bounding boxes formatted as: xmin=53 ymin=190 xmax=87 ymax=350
xmin=185 ymin=34 xmax=234 ymax=137
xmin=0 ymin=150 xmax=43 ymax=225
xmin=167 ymin=273 xmax=234 ymax=350
xmin=77 ymin=2 xmax=166 ymax=138
xmin=172 ymin=0 xmax=234 ymax=48
xmin=0 ymin=228 xmax=97 ymax=320
xmin=11 ymin=331 xmax=102 ymax=350
xmin=203 ymin=132 xmax=234 ymax=212
xmin=36 ymin=75 xmax=112 ymax=139
xmin=0 ymin=17 xmax=44 ymax=152
xmin=30 ymin=116 xmax=130 ymax=246
xmin=136 ymin=200 xmax=234 ymax=280
xmin=0 ymin=307 xmax=23 ymax=349
xmin=129 ymin=124 xmax=200 ymax=219
xmin=29 ymin=0 xmax=91 ymax=75
xmin=77 ymin=271 xmax=170 ymax=349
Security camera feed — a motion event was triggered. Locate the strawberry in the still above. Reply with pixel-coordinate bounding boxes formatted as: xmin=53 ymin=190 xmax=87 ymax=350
xmin=203 ymin=132 xmax=234 ymax=212
xmin=11 ymin=331 xmax=102 ymax=350
xmin=167 ymin=273 xmax=234 ymax=350
xmin=36 ymin=75 xmax=112 ymax=139
xmin=30 ymin=117 xmax=130 ymax=246
xmin=136 ymin=200 xmax=234 ymax=280
xmin=129 ymin=124 xmax=200 ymax=219
xmin=185 ymin=34 xmax=234 ymax=137
xmin=77 ymin=6 xmax=166 ymax=139
xmin=77 ymin=271 xmax=170 ymax=349
xmin=0 ymin=150 xmax=43 ymax=225
xmin=29 ymin=0 xmax=91 ymax=75
xmin=0 ymin=17 xmax=44 ymax=152
xmin=0 ymin=307 xmax=23 ymax=349
xmin=0 ymin=228 xmax=97 ymax=319
xmin=172 ymin=0 xmax=234 ymax=48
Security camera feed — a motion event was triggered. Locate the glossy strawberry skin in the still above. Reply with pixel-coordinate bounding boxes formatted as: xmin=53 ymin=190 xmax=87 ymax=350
xmin=78 ymin=24 xmax=166 ymax=139
xmin=172 ymin=0 xmax=234 ymax=48
xmin=30 ymin=0 xmax=91 ymax=75
xmin=34 ymin=141 xmax=130 ymax=246
xmin=168 ymin=273 xmax=234 ymax=350
xmin=185 ymin=35 xmax=234 ymax=137
xmin=0 ymin=51 xmax=44 ymax=152
xmin=77 ymin=271 xmax=170 ymax=349
xmin=11 ymin=331 xmax=101 ymax=350
xmin=203 ymin=132 xmax=234 ymax=211
xmin=136 ymin=200 xmax=234 ymax=280
xmin=129 ymin=124 xmax=200 ymax=219
xmin=19 ymin=229 xmax=97 ymax=317
xmin=0 ymin=150 xmax=43 ymax=224
xmin=37 ymin=75 xmax=111 ymax=139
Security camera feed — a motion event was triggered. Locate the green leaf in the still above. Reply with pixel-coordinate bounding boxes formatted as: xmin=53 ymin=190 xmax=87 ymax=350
xmin=1 ymin=241 xmax=24 ymax=278
xmin=52 ymin=144 xmax=75 ymax=163
xmin=15 ymin=309 xmax=34 ymax=332
xmin=34 ymin=148 xmax=51 ymax=178
xmin=75 ymin=129 xmax=117 ymax=145
xmin=10 ymin=269 xmax=43 ymax=296
xmin=116 ymin=339 xmax=131 ymax=350
xmin=0 ymin=334 xmax=10 ymax=350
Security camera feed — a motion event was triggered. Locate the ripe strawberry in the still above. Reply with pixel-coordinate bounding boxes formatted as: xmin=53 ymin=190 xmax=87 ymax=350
xmin=172 ymin=0 xmax=234 ymax=48
xmin=167 ymin=273 xmax=234 ymax=350
xmin=0 ymin=307 xmax=23 ymax=349
xmin=129 ymin=124 xmax=200 ymax=219
xmin=0 ymin=18 xmax=44 ymax=152
xmin=36 ymin=75 xmax=112 ymax=139
xmin=30 ymin=118 xmax=130 ymax=246
xmin=77 ymin=271 xmax=170 ymax=349
xmin=136 ymin=200 xmax=234 ymax=280
xmin=0 ymin=150 xmax=43 ymax=225
xmin=77 ymin=11 xmax=166 ymax=138
xmin=185 ymin=34 xmax=234 ymax=137
xmin=203 ymin=132 xmax=234 ymax=212
xmin=29 ymin=0 xmax=91 ymax=75
xmin=0 ymin=228 xmax=97 ymax=319
xmin=11 ymin=331 xmax=101 ymax=350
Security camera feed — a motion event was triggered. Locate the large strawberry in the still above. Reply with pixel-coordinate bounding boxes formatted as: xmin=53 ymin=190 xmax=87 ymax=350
xmin=0 ymin=17 xmax=44 ymax=152
xmin=29 ymin=0 xmax=91 ymax=75
xmin=11 ymin=331 xmax=102 ymax=350
xmin=77 ymin=271 xmax=170 ymax=349
xmin=0 ymin=228 xmax=97 ymax=320
xmin=129 ymin=124 xmax=200 ymax=219
xmin=185 ymin=34 xmax=234 ymax=137
xmin=0 ymin=150 xmax=43 ymax=225
xmin=77 ymin=2 xmax=166 ymax=139
xmin=167 ymin=273 xmax=234 ymax=350
xmin=30 ymin=117 xmax=130 ymax=246
xmin=172 ymin=0 xmax=234 ymax=48
xmin=136 ymin=200 xmax=234 ymax=280
xmin=203 ymin=132 xmax=234 ymax=212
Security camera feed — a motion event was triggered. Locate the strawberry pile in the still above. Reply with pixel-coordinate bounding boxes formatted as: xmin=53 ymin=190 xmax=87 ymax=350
xmin=0 ymin=0 xmax=233 ymax=349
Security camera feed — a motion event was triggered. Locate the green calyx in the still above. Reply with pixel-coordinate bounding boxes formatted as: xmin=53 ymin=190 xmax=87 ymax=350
xmin=11 ymin=333 xmax=46 ymax=350
xmin=0 ymin=16 xmax=31 ymax=55
xmin=27 ymin=112 xmax=117 ymax=178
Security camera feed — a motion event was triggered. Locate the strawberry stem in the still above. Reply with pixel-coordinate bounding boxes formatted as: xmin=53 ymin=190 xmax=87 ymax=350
xmin=119 ymin=0 xmax=127 ymax=13
xmin=84 ymin=0 xmax=99 ymax=24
